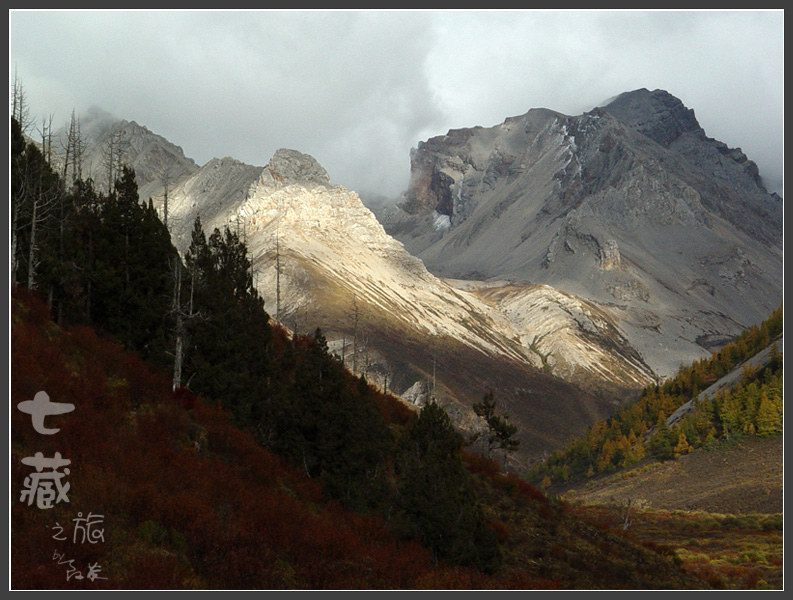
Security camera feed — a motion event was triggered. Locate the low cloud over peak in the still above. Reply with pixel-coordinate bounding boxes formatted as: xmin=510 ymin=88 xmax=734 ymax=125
xmin=11 ymin=10 xmax=783 ymax=197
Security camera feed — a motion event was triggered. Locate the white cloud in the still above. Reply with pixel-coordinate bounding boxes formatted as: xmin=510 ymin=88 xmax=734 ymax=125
xmin=10 ymin=10 xmax=784 ymax=196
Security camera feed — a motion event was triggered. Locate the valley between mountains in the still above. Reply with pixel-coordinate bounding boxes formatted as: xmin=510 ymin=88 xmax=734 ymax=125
xmin=12 ymin=84 xmax=783 ymax=590
xmin=59 ymin=89 xmax=782 ymax=467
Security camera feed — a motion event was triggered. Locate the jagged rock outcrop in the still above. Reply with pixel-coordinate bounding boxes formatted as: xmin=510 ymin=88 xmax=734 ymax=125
xmin=65 ymin=107 xmax=200 ymax=202
xmin=166 ymin=156 xmax=262 ymax=248
xmin=603 ymin=88 xmax=703 ymax=148
xmin=385 ymin=89 xmax=782 ymax=377
xmin=257 ymin=148 xmax=331 ymax=189
xmin=599 ymin=239 xmax=621 ymax=271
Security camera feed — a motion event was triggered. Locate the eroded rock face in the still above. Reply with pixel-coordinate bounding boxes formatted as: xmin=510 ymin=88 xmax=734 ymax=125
xmin=64 ymin=108 xmax=200 ymax=203
xmin=602 ymin=88 xmax=703 ymax=147
xmin=67 ymin=110 xmax=668 ymax=460
xmin=386 ymin=89 xmax=782 ymax=377
xmin=194 ymin=149 xmax=648 ymax=460
xmin=599 ymin=239 xmax=621 ymax=271
xmin=257 ymin=148 xmax=331 ymax=189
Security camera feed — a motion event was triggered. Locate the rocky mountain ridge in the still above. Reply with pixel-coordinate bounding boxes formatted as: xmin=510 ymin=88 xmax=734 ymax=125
xmin=157 ymin=148 xmax=655 ymax=461
xmin=384 ymin=89 xmax=782 ymax=377
xmin=61 ymin=90 xmax=781 ymax=461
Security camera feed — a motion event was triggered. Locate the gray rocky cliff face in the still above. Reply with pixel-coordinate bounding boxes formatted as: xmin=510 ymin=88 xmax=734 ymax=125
xmin=602 ymin=88 xmax=703 ymax=148
xmin=603 ymin=88 xmax=778 ymax=245
xmin=71 ymin=109 xmax=200 ymax=202
xmin=386 ymin=90 xmax=782 ymax=377
xmin=257 ymin=148 xmax=331 ymax=189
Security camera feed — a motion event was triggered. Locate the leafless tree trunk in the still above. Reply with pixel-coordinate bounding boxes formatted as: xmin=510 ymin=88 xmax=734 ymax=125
xmin=75 ymin=115 xmax=86 ymax=181
xmin=102 ymin=128 xmax=128 ymax=194
xmin=351 ymin=296 xmax=360 ymax=374
xmin=275 ymin=216 xmax=281 ymax=320
xmin=153 ymin=162 xmax=175 ymax=230
xmin=621 ymin=498 xmax=634 ymax=530
xmin=11 ymin=144 xmax=33 ymax=287
xmin=162 ymin=176 xmax=170 ymax=231
xmin=27 ymin=177 xmax=41 ymax=289
xmin=172 ymin=259 xmax=184 ymax=390
xmin=361 ymin=332 xmax=370 ymax=377
xmin=27 ymin=185 xmax=58 ymax=290
xmin=39 ymin=114 xmax=54 ymax=165
xmin=11 ymin=67 xmax=32 ymax=133
xmin=61 ymin=117 xmax=73 ymax=182
xmin=61 ymin=109 xmax=87 ymax=184
xmin=102 ymin=133 xmax=116 ymax=194
xmin=10 ymin=169 xmax=26 ymax=287
xmin=172 ymin=261 xmax=198 ymax=391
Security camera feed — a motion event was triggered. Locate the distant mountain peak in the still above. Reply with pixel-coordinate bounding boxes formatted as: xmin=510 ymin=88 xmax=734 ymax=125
xmin=386 ymin=89 xmax=782 ymax=378
xmin=604 ymin=88 xmax=703 ymax=146
xmin=258 ymin=148 xmax=331 ymax=189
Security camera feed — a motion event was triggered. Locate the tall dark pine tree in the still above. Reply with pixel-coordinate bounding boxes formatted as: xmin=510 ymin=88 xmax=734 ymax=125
xmin=472 ymin=390 xmax=519 ymax=465
xmin=183 ymin=218 xmax=273 ymax=427
xmin=91 ymin=167 xmax=175 ymax=364
xmin=396 ymin=402 xmax=500 ymax=572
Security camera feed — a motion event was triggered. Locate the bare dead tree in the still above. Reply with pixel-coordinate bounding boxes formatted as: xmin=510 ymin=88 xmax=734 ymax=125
xmin=75 ymin=115 xmax=86 ymax=181
xmin=102 ymin=132 xmax=117 ymax=193
xmin=102 ymin=127 xmax=129 ymax=193
xmin=156 ymin=163 xmax=174 ymax=231
xmin=621 ymin=498 xmax=634 ymax=530
xmin=12 ymin=142 xmax=57 ymax=290
xmin=361 ymin=331 xmax=370 ymax=378
xmin=350 ymin=295 xmax=360 ymax=375
xmin=61 ymin=115 xmax=72 ymax=181
xmin=39 ymin=114 xmax=54 ymax=165
xmin=60 ymin=109 xmax=87 ymax=184
xmin=27 ymin=175 xmax=59 ymax=290
xmin=11 ymin=67 xmax=33 ymax=134
xmin=114 ymin=132 xmax=130 ymax=188
xmin=274 ymin=201 xmax=282 ymax=321
xmin=171 ymin=258 xmax=200 ymax=391
xmin=172 ymin=259 xmax=185 ymax=391
xmin=11 ymin=156 xmax=28 ymax=287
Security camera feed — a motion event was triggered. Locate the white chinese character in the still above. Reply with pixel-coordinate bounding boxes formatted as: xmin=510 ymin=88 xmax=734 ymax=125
xmin=49 ymin=521 xmax=67 ymax=541
xmin=86 ymin=562 xmax=108 ymax=581
xmin=20 ymin=452 xmax=71 ymax=509
xmin=73 ymin=512 xmax=105 ymax=544
xmin=17 ymin=391 xmax=75 ymax=435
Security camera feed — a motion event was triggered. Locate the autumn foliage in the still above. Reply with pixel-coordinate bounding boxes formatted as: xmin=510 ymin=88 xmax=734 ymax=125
xmin=12 ymin=290 xmax=438 ymax=589
xmin=531 ymin=306 xmax=783 ymax=486
xmin=12 ymin=290 xmax=706 ymax=589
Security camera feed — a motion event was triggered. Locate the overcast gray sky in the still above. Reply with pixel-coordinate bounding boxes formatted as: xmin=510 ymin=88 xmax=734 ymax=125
xmin=10 ymin=10 xmax=784 ymax=197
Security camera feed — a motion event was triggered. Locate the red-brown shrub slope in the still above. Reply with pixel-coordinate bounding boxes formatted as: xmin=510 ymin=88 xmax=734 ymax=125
xmin=11 ymin=290 xmax=435 ymax=589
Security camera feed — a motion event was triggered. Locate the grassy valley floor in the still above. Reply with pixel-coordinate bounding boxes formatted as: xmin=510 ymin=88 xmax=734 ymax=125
xmin=561 ymin=436 xmax=783 ymax=589
xmin=567 ymin=505 xmax=782 ymax=589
